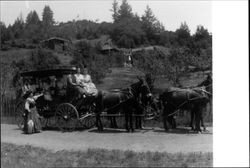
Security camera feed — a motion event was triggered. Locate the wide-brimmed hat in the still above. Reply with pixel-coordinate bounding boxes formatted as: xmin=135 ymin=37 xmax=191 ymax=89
xmin=23 ymin=90 xmax=33 ymax=99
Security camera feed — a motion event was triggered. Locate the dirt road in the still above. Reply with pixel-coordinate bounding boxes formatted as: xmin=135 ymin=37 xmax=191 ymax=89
xmin=1 ymin=124 xmax=212 ymax=153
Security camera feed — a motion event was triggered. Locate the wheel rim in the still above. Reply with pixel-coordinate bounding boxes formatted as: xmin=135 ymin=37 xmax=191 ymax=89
xmin=80 ymin=114 xmax=96 ymax=129
xmin=55 ymin=103 xmax=79 ymax=131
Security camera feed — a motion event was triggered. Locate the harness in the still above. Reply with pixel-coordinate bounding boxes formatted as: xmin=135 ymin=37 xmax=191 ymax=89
xmin=101 ymin=87 xmax=134 ymax=112
xmin=163 ymin=89 xmax=210 ymax=117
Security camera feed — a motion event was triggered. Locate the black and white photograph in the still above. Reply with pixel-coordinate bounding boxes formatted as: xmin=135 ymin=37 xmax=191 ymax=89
xmin=0 ymin=0 xmax=248 ymax=167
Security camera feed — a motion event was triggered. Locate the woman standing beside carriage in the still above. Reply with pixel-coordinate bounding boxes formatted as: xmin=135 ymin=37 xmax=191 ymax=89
xmin=23 ymin=90 xmax=44 ymax=134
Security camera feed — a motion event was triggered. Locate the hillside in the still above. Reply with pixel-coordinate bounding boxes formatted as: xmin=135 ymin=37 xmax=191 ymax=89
xmin=96 ymin=66 xmax=208 ymax=94
xmin=97 ymin=67 xmax=145 ymax=90
xmin=0 ymin=48 xmax=73 ymax=66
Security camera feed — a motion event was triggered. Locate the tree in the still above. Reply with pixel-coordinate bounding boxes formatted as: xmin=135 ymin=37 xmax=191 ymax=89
xmin=42 ymin=5 xmax=54 ymax=38
xmin=194 ymin=25 xmax=209 ymax=41
xmin=141 ymin=5 xmax=164 ymax=44
xmin=111 ymin=16 xmax=145 ymax=48
xmin=11 ymin=13 xmax=25 ymax=39
xmin=29 ymin=49 xmax=60 ymax=70
xmin=110 ymin=0 xmax=119 ymax=22
xmin=193 ymin=25 xmax=211 ymax=49
xmin=26 ymin=10 xmax=40 ymax=25
xmin=0 ymin=22 xmax=7 ymax=44
xmin=25 ymin=10 xmax=42 ymax=41
xmin=117 ymin=0 xmax=133 ymax=21
xmin=175 ymin=22 xmax=191 ymax=46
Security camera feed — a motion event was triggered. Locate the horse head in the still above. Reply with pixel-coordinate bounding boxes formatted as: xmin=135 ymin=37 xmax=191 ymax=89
xmin=130 ymin=76 xmax=152 ymax=101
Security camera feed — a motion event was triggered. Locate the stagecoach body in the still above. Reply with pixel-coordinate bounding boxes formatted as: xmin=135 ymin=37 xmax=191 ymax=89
xmin=15 ymin=67 xmax=96 ymax=131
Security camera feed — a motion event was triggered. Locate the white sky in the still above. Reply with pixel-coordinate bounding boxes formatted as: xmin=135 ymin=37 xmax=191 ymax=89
xmin=0 ymin=0 xmax=211 ymax=34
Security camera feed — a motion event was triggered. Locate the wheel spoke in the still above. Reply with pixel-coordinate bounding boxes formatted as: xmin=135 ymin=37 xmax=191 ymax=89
xmin=55 ymin=103 xmax=79 ymax=132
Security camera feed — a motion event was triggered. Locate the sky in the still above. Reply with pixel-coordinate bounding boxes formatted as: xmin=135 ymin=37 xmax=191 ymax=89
xmin=0 ymin=0 xmax=211 ymax=34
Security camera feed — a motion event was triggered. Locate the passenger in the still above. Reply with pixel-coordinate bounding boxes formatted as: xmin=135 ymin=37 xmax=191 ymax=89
xmin=55 ymin=77 xmax=66 ymax=102
xmin=23 ymin=90 xmax=43 ymax=134
xmin=21 ymin=79 xmax=31 ymax=97
xmin=49 ymin=78 xmax=57 ymax=97
xmin=76 ymin=66 xmax=98 ymax=96
xmin=35 ymin=79 xmax=44 ymax=94
xmin=67 ymin=68 xmax=84 ymax=100
xmin=29 ymin=79 xmax=38 ymax=93
xmin=43 ymin=78 xmax=51 ymax=91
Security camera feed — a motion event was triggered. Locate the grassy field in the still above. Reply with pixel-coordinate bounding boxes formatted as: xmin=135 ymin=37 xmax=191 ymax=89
xmin=1 ymin=142 xmax=212 ymax=167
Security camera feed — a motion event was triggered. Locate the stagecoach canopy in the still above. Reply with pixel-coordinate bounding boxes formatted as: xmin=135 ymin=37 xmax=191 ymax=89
xmin=20 ymin=67 xmax=77 ymax=78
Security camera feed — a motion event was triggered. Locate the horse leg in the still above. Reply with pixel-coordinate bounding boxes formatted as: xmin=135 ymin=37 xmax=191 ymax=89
xmin=129 ymin=111 xmax=134 ymax=132
xmin=194 ymin=107 xmax=202 ymax=133
xmin=113 ymin=117 xmax=118 ymax=128
xmin=190 ymin=110 xmax=195 ymax=130
xmin=163 ymin=115 xmax=168 ymax=131
xmin=109 ymin=116 xmax=114 ymax=128
xmin=95 ymin=114 xmax=100 ymax=131
xmin=137 ymin=116 xmax=142 ymax=129
xmin=201 ymin=106 xmax=207 ymax=132
xmin=172 ymin=116 xmax=177 ymax=129
xmin=125 ymin=113 xmax=129 ymax=132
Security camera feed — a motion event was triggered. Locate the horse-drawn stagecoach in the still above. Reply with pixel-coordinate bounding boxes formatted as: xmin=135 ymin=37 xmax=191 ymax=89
xmin=15 ymin=67 xmax=157 ymax=132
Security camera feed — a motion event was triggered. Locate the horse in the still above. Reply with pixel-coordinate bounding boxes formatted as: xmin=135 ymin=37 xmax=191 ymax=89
xmin=159 ymin=76 xmax=211 ymax=133
xmin=189 ymin=74 xmax=212 ymax=130
xmin=93 ymin=77 xmax=152 ymax=132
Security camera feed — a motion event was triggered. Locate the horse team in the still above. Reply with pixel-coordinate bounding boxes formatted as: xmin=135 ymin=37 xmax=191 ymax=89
xmin=92 ymin=75 xmax=212 ymax=133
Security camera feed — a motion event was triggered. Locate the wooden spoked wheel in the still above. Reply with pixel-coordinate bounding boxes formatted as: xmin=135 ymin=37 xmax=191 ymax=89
xmin=55 ymin=103 xmax=79 ymax=132
xmin=144 ymin=104 xmax=157 ymax=121
xmin=80 ymin=113 xmax=96 ymax=129
xmin=15 ymin=100 xmax=25 ymax=130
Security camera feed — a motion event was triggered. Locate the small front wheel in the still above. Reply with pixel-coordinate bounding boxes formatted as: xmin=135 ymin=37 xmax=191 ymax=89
xmin=79 ymin=113 xmax=96 ymax=129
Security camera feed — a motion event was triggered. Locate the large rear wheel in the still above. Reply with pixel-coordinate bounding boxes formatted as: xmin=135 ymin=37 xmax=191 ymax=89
xmin=55 ymin=103 xmax=79 ymax=132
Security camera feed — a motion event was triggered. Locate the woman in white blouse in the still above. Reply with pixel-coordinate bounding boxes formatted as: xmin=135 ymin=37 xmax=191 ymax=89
xmin=23 ymin=91 xmax=43 ymax=134
xmin=75 ymin=66 xmax=98 ymax=96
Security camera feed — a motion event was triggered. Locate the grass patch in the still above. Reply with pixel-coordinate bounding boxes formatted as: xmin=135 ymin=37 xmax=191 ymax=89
xmin=1 ymin=142 xmax=212 ymax=167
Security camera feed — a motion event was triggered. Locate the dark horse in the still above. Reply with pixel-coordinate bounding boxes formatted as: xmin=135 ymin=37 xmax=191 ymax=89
xmin=159 ymin=75 xmax=212 ymax=132
xmin=189 ymin=74 xmax=212 ymax=130
xmin=94 ymin=77 xmax=151 ymax=132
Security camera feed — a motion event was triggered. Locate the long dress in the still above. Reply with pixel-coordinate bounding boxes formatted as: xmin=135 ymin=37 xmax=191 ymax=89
xmin=77 ymin=74 xmax=98 ymax=96
xmin=23 ymin=97 xmax=42 ymax=134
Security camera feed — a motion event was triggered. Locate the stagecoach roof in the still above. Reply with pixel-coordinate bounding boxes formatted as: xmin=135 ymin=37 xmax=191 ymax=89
xmin=20 ymin=67 xmax=77 ymax=77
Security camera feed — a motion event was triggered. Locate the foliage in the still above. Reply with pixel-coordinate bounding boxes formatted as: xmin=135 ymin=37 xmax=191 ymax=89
xmin=42 ymin=5 xmax=55 ymax=38
xmin=0 ymin=22 xmax=8 ymax=44
xmin=117 ymin=0 xmax=134 ymax=21
xmin=11 ymin=49 xmax=61 ymax=89
xmin=26 ymin=10 xmax=40 ymax=25
xmin=11 ymin=13 xmax=25 ymax=39
xmin=111 ymin=0 xmax=119 ymax=22
xmin=141 ymin=5 xmax=165 ymax=44
xmin=175 ymin=22 xmax=191 ymax=46
xmin=70 ymin=45 xmax=109 ymax=83
xmin=0 ymin=3 xmax=212 ymax=87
